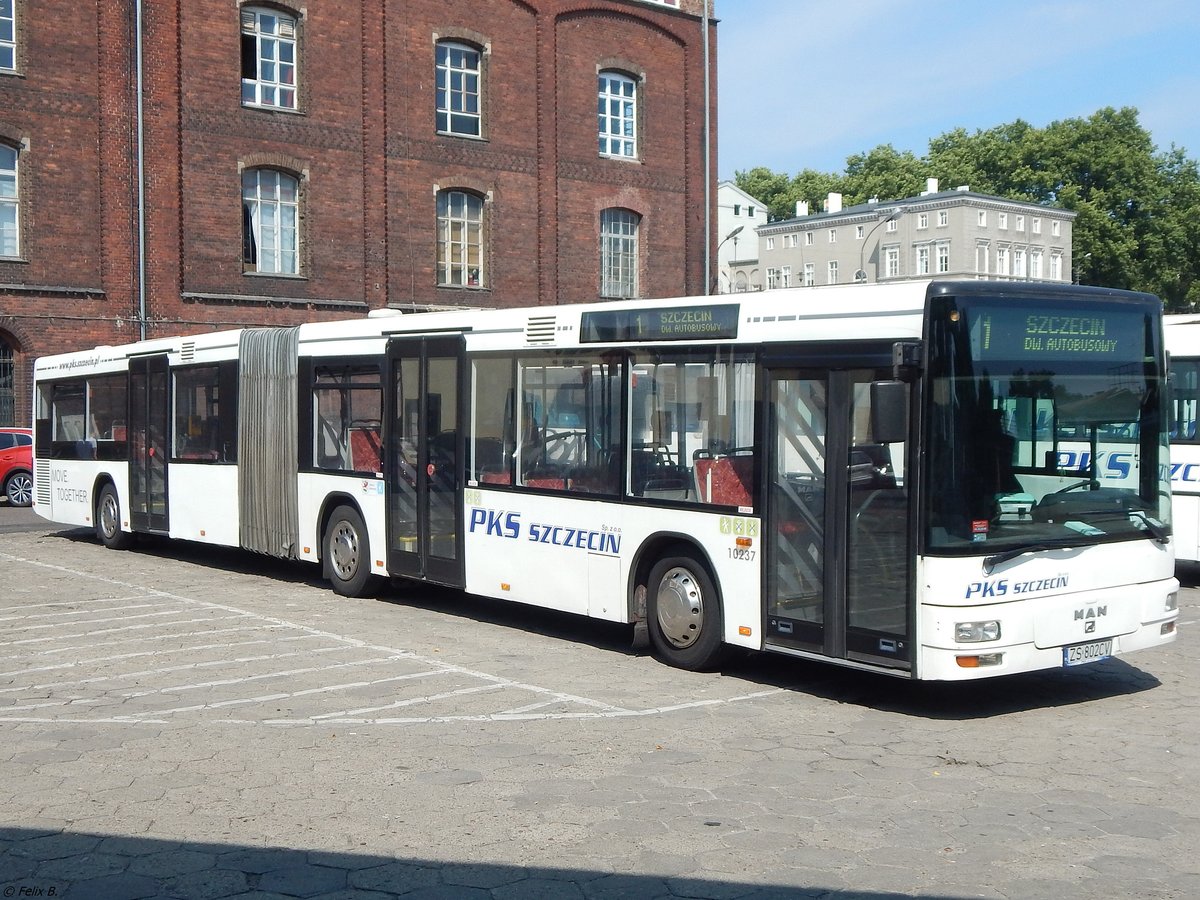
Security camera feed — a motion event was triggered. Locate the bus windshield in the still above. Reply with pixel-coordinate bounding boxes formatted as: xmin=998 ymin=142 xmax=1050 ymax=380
xmin=926 ymin=293 xmax=1170 ymax=555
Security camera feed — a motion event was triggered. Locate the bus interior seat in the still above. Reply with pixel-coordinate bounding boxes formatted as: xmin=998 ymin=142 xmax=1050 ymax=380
xmin=523 ymin=467 xmax=568 ymax=490
xmin=348 ymin=424 xmax=382 ymax=473
xmin=694 ymin=448 xmax=754 ymax=507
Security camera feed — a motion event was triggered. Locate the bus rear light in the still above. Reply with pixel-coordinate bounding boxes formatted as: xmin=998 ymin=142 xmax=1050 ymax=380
xmin=736 ymin=537 xmax=753 ymax=548
xmin=955 ymin=620 xmax=1001 ymax=642
xmin=956 ymin=653 xmax=1003 ymax=668
xmin=1162 ymin=621 xmax=1176 ymax=636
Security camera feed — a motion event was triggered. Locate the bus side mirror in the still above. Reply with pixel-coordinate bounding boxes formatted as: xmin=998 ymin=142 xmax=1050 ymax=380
xmin=870 ymin=381 xmax=908 ymax=445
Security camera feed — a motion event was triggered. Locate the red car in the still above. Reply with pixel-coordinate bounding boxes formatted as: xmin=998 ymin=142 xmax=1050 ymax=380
xmin=0 ymin=427 xmax=33 ymax=507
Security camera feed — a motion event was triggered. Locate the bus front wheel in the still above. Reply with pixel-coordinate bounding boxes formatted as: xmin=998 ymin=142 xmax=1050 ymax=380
xmin=96 ymin=484 xmax=135 ymax=550
xmin=647 ymin=551 xmax=725 ymax=671
xmin=324 ymin=504 xmax=380 ymax=598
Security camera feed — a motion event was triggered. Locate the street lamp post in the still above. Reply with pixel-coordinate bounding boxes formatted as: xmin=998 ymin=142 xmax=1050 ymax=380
xmin=712 ymin=224 xmax=744 ymax=294
xmin=855 ymin=208 xmax=903 ymax=284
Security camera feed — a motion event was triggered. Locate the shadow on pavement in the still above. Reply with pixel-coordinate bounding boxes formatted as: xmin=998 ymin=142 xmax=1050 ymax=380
xmin=39 ymin=526 xmax=1166 ymax=720
xmin=0 ymin=826 xmax=983 ymax=900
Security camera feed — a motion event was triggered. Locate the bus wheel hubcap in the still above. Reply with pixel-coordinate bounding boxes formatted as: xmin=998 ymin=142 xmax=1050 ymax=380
xmin=657 ymin=566 xmax=703 ymax=649
xmin=331 ymin=522 xmax=360 ymax=579
xmin=101 ymin=495 xmax=119 ymax=536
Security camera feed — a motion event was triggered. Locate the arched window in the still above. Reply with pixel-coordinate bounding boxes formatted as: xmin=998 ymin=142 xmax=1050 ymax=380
xmin=598 ymin=71 xmax=637 ymax=159
xmin=241 ymin=6 xmax=298 ymax=110
xmin=436 ymin=189 xmax=485 ymax=287
xmin=0 ymin=143 xmax=18 ymax=258
xmin=436 ymin=41 xmax=482 ymax=137
xmin=600 ymin=208 xmax=639 ymax=299
xmin=242 ymin=168 xmax=300 ymax=274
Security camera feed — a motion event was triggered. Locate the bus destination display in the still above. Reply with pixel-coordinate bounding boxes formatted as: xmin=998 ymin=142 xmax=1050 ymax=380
xmin=582 ymin=304 xmax=740 ymax=343
xmin=972 ymin=307 xmax=1144 ymax=362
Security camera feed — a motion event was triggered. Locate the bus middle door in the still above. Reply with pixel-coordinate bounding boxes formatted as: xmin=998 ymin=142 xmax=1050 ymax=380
xmin=386 ymin=336 xmax=464 ymax=587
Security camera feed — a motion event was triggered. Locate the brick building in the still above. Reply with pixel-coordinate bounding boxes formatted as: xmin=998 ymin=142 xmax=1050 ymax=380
xmin=0 ymin=0 xmax=717 ymax=425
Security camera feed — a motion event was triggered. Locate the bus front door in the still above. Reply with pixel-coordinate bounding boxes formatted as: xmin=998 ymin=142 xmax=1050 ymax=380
xmin=128 ymin=354 xmax=169 ymax=533
xmin=766 ymin=368 xmax=912 ymax=671
xmin=386 ymin=336 xmax=463 ymax=587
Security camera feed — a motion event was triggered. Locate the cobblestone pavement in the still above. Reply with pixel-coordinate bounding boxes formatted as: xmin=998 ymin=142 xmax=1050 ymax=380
xmin=0 ymin=509 xmax=1196 ymax=899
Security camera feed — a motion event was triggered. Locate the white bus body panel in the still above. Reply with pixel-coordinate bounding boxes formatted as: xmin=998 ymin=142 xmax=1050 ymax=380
xmin=1165 ymin=315 xmax=1200 ymax=562
xmin=464 ymin=487 xmax=762 ymax=648
xmin=36 ymin=460 xmax=120 ymax=529
xmin=166 ymin=463 xmax=240 ymax=546
xmin=917 ymin=542 xmax=1178 ymax=680
xmin=297 ymin=472 xmax=390 ymax=574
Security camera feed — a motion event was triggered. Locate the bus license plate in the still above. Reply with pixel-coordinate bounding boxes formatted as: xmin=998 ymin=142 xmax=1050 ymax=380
xmin=1063 ymin=639 xmax=1113 ymax=667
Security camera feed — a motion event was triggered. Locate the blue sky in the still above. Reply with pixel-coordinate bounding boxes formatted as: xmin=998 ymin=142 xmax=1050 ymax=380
xmin=716 ymin=0 xmax=1200 ymax=179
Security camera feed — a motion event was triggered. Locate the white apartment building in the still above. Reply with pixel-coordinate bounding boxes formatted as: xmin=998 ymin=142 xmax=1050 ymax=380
xmin=731 ymin=178 xmax=1076 ymax=292
xmin=715 ymin=181 xmax=764 ymax=293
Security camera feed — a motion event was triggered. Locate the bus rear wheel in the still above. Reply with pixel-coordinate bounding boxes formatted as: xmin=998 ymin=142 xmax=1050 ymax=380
xmin=96 ymin=484 xmax=135 ymax=550
xmin=324 ymin=504 xmax=381 ymax=598
xmin=647 ymin=550 xmax=725 ymax=671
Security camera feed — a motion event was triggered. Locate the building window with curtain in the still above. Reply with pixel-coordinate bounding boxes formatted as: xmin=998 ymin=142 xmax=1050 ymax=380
xmin=242 ymin=168 xmax=300 ymax=275
xmin=0 ymin=143 xmax=18 ymax=258
xmin=436 ymin=41 xmax=483 ymax=137
xmin=598 ymin=71 xmax=637 ymax=159
xmin=437 ymin=189 xmax=485 ymax=287
xmin=600 ymin=208 xmax=639 ymax=298
xmin=241 ymin=7 xmax=298 ymax=110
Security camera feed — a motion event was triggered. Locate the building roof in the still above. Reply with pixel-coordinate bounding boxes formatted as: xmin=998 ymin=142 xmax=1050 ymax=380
xmin=759 ymin=187 xmax=1077 ymax=234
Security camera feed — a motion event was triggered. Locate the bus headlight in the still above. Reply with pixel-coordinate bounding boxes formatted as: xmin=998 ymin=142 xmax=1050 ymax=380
xmin=1165 ymin=592 xmax=1178 ymax=612
xmin=955 ymin=620 xmax=1001 ymax=642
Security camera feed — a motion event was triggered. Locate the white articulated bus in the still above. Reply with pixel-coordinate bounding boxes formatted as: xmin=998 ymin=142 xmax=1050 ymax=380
xmin=33 ymin=281 xmax=1178 ymax=679
xmin=1164 ymin=314 xmax=1200 ymax=563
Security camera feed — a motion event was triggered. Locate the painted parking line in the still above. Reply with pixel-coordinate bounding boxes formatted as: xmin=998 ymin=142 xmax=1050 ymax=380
xmin=0 ymin=550 xmax=784 ymax=726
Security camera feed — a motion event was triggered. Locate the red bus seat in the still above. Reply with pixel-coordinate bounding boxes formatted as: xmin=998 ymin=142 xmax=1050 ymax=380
xmin=349 ymin=426 xmax=382 ymax=473
xmin=693 ymin=449 xmax=754 ymax=507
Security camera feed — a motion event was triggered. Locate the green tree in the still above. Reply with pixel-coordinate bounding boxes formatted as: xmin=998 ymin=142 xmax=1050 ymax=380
xmin=731 ymin=166 xmax=796 ymax=221
xmin=841 ymin=144 xmax=926 ymax=206
xmin=734 ymin=107 xmax=1200 ymax=308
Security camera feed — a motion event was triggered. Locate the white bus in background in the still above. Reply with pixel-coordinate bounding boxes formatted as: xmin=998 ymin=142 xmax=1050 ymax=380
xmin=32 ymin=281 xmax=1178 ymax=680
xmin=1165 ymin=314 xmax=1200 ymax=563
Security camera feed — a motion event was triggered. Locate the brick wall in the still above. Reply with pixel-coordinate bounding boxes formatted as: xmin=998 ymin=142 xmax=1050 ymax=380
xmin=0 ymin=0 xmax=716 ymax=425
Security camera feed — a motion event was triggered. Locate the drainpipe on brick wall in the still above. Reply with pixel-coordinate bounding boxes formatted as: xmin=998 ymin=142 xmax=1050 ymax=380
xmin=135 ymin=0 xmax=147 ymax=340
xmin=702 ymin=0 xmax=712 ymax=295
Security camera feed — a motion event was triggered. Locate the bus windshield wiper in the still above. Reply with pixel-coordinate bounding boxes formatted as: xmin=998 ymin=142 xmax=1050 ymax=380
xmin=1132 ymin=513 xmax=1171 ymax=542
xmin=982 ymin=539 xmax=1088 ymax=574
xmin=1055 ymin=508 xmax=1171 ymax=544
xmin=1129 ymin=511 xmax=1170 ymax=543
